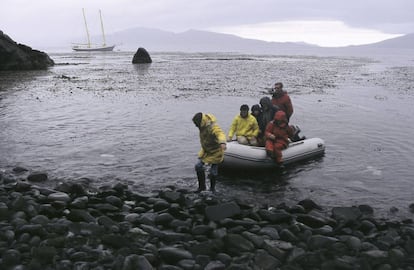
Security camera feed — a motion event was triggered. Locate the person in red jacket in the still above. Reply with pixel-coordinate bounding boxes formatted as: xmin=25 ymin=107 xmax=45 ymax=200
xmin=270 ymin=82 xmax=293 ymax=120
xmin=265 ymin=111 xmax=293 ymax=165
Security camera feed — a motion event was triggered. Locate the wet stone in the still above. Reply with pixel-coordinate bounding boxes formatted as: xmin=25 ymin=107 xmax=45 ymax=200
xmin=124 ymin=213 xmax=140 ymax=223
xmin=344 ymin=235 xmax=362 ymax=252
xmin=67 ymin=209 xmax=96 ymax=223
xmin=259 ymin=226 xmax=280 ymax=240
xmin=31 ymin=246 xmax=57 ymax=264
xmin=0 ymin=202 xmax=9 ymax=218
xmin=298 ymin=198 xmax=323 ymax=212
xmin=158 ymin=247 xmax=193 ymax=264
xmin=332 ymin=206 xmax=362 ymax=223
xmin=105 ymin=195 xmax=123 ymax=207
xmin=14 ymin=181 xmax=32 ymax=192
xmin=296 ymin=213 xmax=328 ymax=228
xmin=153 ymin=199 xmax=170 ymax=212
xmin=258 ymin=209 xmax=292 ymax=223
xmin=307 ymin=235 xmax=339 ymax=250
xmin=27 ymin=172 xmax=48 ymax=182
xmin=205 ymin=202 xmax=241 ymax=221
xmin=190 ymin=224 xmax=210 ymax=235
xmin=48 ymin=192 xmax=70 ymax=203
xmin=2 ymin=249 xmax=21 ymax=267
xmin=358 ymin=204 xmax=374 ymax=215
xmin=70 ymin=196 xmax=89 ymax=208
xmin=123 ymin=254 xmax=153 ymax=270
xmin=254 ymin=249 xmax=281 ymax=270
xmin=160 ymin=190 xmax=183 ymax=203
xmin=242 ymin=231 xmax=265 ymax=248
xmin=223 ymin=233 xmax=255 ymax=255
xmin=204 ymin=260 xmax=226 ymax=270
xmin=12 ymin=166 xmax=29 ymax=174
xmin=154 ymin=212 xmax=174 ymax=225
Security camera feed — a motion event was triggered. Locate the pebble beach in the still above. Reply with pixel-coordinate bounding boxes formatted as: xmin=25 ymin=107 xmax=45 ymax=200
xmin=1 ymin=168 xmax=414 ymax=269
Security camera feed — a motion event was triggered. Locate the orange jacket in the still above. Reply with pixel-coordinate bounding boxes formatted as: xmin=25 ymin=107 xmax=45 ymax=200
xmin=265 ymin=111 xmax=293 ymax=149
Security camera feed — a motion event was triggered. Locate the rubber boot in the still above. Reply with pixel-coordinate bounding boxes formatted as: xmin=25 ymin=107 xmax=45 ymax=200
xmin=196 ymin=171 xmax=206 ymax=193
xmin=210 ymin=175 xmax=217 ymax=192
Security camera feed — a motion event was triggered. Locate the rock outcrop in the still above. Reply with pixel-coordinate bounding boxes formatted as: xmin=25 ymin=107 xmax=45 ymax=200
xmin=0 ymin=31 xmax=54 ymax=70
xmin=132 ymin=47 xmax=152 ymax=64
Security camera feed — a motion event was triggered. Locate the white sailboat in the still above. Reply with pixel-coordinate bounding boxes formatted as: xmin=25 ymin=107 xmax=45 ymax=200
xmin=72 ymin=9 xmax=115 ymax=52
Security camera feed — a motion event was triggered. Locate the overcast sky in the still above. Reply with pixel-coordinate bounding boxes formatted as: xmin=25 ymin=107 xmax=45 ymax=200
xmin=1 ymin=0 xmax=413 ymax=48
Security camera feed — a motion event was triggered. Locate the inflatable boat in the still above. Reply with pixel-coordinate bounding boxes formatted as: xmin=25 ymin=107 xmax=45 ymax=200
xmin=221 ymin=138 xmax=325 ymax=170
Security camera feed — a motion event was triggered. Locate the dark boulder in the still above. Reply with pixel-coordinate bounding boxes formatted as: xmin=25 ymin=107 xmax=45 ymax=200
xmin=132 ymin=47 xmax=152 ymax=64
xmin=0 ymin=31 xmax=54 ymax=70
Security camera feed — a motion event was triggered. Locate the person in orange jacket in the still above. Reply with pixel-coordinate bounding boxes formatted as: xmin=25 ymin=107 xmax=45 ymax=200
xmin=265 ymin=110 xmax=293 ymax=165
xmin=270 ymin=82 xmax=293 ymax=121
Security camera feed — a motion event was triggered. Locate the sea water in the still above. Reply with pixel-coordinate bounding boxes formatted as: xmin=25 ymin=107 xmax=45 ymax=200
xmin=1 ymin=50 xmax=413 ymax=218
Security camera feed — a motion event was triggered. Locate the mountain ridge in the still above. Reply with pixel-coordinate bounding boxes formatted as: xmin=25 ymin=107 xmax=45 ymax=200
xmin=103 ymin=27 xmax=413 ymax=54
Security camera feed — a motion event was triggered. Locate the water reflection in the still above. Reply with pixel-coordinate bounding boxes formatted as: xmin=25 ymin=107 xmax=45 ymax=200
xmin=133 ymin=63 xmax=151 ymax=75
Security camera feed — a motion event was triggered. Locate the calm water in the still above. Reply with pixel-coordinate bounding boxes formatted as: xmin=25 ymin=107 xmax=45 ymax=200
xmin=1 ymin=50 xmax=413 ymax=218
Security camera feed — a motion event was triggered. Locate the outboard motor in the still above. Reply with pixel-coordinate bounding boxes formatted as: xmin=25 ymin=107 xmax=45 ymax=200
xmin=290 ymin=125 xmax=306 ymax=142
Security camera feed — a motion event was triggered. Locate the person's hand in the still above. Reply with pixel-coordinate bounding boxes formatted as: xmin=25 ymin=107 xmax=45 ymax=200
xmin=220 ymin=143 xmax=227 ymax=151
xmin=269 ymin=134 xmax=275 ymax=140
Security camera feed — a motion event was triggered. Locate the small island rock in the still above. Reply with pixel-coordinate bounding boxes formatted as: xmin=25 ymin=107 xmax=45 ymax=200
xmin=132 ymin=47 xmax=152 ymax=64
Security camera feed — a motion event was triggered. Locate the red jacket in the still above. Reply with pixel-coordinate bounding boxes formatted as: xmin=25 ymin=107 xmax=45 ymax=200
xmin=265 ymin=111 xmax=293 ymax=149
xmin=271 ymin=91 xmax=293 ymax=120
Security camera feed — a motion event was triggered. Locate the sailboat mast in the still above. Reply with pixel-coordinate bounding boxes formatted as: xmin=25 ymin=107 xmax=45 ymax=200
xmin=82 ymin=8 xmax=91 ymax=48
xmin=99 ymin=10 xmax=107 ymax=46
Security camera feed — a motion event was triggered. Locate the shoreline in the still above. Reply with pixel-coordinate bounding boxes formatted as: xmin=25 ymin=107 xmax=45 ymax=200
xmin=1 ymin=169 xmax=414 ymax=269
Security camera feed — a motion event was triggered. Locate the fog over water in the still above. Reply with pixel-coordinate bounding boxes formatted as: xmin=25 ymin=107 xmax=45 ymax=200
xmin=1 ymin=51 xmax=413 ymax=218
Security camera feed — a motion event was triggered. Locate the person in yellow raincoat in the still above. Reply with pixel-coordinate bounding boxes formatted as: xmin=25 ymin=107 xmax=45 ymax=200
xmin=227 ymin=104 xmax=259 ymax=146
xmin=192 ymin=112 xmax=227 ymax=192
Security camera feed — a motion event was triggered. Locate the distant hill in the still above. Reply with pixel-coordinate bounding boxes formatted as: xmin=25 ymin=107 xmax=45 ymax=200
xmin=353 ymin=33 xmax=414 ymax=49
xmin=58 ymin=27 xmax=413 ymax=55
xmin=105 ymin=27 xmax=320 ymax=54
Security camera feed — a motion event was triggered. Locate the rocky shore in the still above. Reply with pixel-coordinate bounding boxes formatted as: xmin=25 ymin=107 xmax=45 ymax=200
xmin=1 ymin=170 xmax=414 ymax=270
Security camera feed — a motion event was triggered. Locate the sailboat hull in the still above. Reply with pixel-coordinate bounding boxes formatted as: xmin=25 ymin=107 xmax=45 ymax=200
xmin=72 ymin=45 xmax=115 ymax=52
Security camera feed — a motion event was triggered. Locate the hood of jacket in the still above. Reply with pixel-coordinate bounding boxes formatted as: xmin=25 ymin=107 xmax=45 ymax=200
xmin=251 ymin=104 xmax=261 ymax=113
xmin=200 ymin=113 xmax=217 ymax=128
xmin=274 ymin=110 xmax=288 ymax=127
xmin=259 ymin=96 xmax=272 ymax=110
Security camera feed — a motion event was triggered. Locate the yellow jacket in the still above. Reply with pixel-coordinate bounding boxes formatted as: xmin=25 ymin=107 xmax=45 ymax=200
xmin=197 ymin=113 xmax=227 ymax=164
xmin=228 ymin=113 xmax=259 ymax=139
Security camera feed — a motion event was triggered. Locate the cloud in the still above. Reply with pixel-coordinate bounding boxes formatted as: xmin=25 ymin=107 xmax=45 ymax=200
xmin=210 ymin=20 xmax=404 ymax=47
xmin=1 ymin=0 xmax=413 ymax=47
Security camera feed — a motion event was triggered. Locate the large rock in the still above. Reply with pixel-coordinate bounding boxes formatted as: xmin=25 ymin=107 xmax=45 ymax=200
xmin=0 ymin=31 xmax=54 ymax=70
xmin=132 ymin=47 xmax=152 ymax=64
xmin=205 ymin=202 xmax=241 ymax=221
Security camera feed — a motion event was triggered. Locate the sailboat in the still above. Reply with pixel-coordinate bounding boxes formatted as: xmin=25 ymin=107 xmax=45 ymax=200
xmin=72 ymin=9 xmax=115 ymax=52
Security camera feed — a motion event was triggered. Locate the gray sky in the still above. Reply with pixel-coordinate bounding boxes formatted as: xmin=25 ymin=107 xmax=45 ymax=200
xmin=1 ymin=0 xmax=413 ymax=47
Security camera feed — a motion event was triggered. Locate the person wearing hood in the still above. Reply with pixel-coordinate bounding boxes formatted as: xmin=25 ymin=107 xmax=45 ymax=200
xmin=264 ymin=110 xmax=293 ymax=165
xmin=250 ymin=104 xmax=265 ymax=146
xmin=192 ymin=112 xmax=227 ymax=192
xmin=270 ymin=82 xmax=293 ymax=120
xmin=227 ymin=104 xmax=260 ymax=146
xmin=259 ymin=96 xmax=279 ymax=133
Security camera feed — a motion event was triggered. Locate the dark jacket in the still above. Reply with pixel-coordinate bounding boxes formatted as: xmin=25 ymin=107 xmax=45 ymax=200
xmin=259 ymin=97 xmax=278 ymax=134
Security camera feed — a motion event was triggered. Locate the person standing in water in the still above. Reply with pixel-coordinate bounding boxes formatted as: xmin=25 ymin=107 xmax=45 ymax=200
xmin=192 ymin=112 xmax=227 ymax=192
